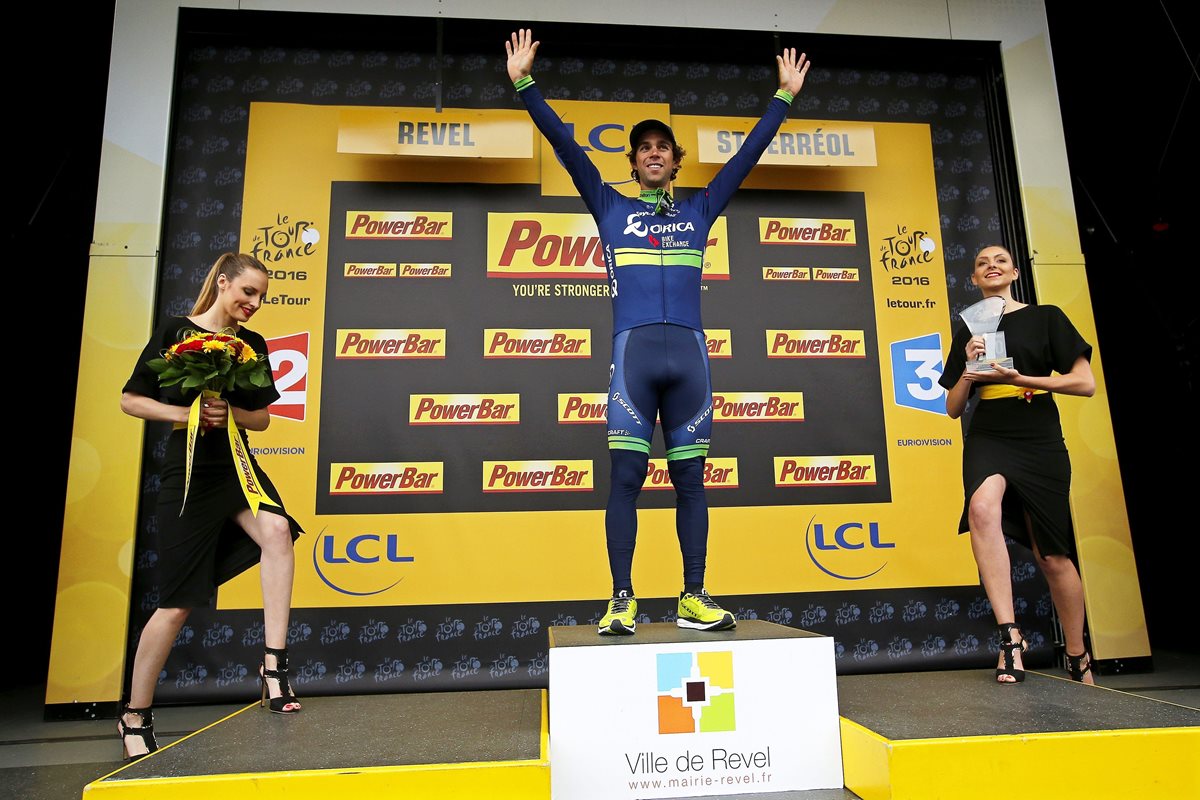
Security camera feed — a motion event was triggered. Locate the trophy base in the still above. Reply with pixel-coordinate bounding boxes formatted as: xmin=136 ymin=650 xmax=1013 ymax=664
xmin=966 ymin=357 xmax=1014 ymax=373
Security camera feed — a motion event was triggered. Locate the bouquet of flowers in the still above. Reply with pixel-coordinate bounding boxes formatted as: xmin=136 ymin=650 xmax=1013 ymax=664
xmin=146 ymin=329 xmax=273 ymax=394
xmin=144 ymin=329 xmax=278 ymax=515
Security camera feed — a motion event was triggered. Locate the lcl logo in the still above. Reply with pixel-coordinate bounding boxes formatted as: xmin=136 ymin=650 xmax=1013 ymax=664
xmin=312 ymin=530 xmax=414 ymax=597
xmin=805 ymin=518 xmax=894 ymax=580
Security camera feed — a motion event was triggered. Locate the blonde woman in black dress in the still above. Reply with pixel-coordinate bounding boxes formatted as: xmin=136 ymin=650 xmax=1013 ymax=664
xmin=939 ymin=245 xmax=1096 ymax=685
xmin=117 ymin=253 xmax=303 ymax=759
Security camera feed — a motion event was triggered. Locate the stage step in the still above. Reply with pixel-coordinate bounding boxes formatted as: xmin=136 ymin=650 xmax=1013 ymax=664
xmin=838 ymin=669 xmax=1200 ymax=800
xmin=83 ymin=689 xmax=548 ymax=799
xmin=549 ymin=620 xmax=843 ymax=799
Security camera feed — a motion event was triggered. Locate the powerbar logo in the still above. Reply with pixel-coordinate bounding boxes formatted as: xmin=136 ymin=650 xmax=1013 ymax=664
xmin=558 ymin=393 xmax=608 ymax=424
xmin=330 ymin=463 xmax=443 ymax=495
xmin=484 ymin=329 xmax=590 ymax=358
xmin=345 ymin=262 xmax=451 ymax=278
xmin=645 ymin=458 xmax=738 ymax=490
xmin=712 ymin=392 xmax=804 ymax=421
xmin=774 ymin=456 xmax=876 ymax=487
xmin=344 ymin=263 xmax=397 ymax=278
xmin=766 ymin=330 xmax=865 ymax=358
xmin=814 ymin=268 xmax=859 ymax=281
xmin=346 ymin=211 xmax=452 ymax=240
xmin=483 ymin=461 xmax=593 ymax=492
xmin=336 ymin=329 xmax=445 ymax=359
xmin=763 ymin=267 xmax=810 ymax=280
xmin=706 ymin=329 xmax=732 ymax=359
xmin=488 ymin=213 xmax=605 ymax=278
xmin=409 ymin=394 xmax=519 ymax=425
xmin=759 ymin=218 xmax=855 ymax=245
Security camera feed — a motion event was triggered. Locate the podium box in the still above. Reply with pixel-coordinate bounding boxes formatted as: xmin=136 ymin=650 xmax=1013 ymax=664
xmin=548 ymin=620 xmax=842 ymax=799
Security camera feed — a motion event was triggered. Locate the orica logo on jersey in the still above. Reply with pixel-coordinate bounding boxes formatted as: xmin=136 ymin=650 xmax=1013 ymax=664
xmin=623 ymin=212 xmax=694 ymax=239
xmin=312 ymin=529 xmax=416 ymax=597
xmin=890 ymin=333 xmax=946 ymax=414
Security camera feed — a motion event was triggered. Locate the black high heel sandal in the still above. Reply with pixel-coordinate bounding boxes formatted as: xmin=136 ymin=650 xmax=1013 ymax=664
xmin=117 ymin=705 xmax=158 ymax=760
xmin=1066 ymin=650 xmax=1093 ymax=683
xmin=996 ymin=622 xmax=1028 ymax=684
xmin=260 ymin=646 xmax=302 ymax=713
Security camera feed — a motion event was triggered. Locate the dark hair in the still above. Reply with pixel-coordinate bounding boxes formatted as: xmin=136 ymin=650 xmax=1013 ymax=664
xmin=191 ymin=253 xmax=269 ymax=314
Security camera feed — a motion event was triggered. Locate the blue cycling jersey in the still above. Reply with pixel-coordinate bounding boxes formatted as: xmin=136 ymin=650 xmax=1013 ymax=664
xmin=516 ymin=79 xmax=794 ymax=335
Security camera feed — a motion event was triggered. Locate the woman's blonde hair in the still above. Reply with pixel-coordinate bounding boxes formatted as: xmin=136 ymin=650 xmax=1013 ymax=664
xmin=191 ymin=253 xmax=269 ymax=315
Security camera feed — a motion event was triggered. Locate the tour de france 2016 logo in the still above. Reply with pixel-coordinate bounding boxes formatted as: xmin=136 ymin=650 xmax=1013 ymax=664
xmin=657 ymin=651 xmax=735 ymax=735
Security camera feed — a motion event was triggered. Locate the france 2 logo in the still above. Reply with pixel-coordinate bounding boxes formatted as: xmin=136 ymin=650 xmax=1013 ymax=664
xmin=267 ymin=332 xmax=309 ymax=421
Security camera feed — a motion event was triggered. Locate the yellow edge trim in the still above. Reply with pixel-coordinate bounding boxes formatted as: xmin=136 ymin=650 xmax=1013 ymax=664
xmin=90 ymin=695 xmax=551 ymax=791
xmin=884 ymin=725 xmax=1200 ymax=747
xmin=91 ymin=702 xmax=259 ymax=783
xmin=539 ymin=689 xmax=549 ymax=761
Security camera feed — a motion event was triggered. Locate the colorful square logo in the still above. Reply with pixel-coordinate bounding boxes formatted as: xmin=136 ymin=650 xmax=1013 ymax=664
xmin=656 ymin=651 xmax=735 ymax=734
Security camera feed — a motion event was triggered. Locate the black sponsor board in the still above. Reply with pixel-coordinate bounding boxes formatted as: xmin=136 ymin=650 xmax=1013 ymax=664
xmin=319 ymin=181 xmax=886 ymax=514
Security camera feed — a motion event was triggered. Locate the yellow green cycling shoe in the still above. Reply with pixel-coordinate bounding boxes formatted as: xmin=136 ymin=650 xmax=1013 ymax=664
xmin=677 ymin=589 xmax=736 ymax=631
xmin=598 ymin=590 xmax=637 ymax=635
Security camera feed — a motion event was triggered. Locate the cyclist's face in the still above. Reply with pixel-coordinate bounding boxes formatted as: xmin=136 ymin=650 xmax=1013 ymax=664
xmin=634 ymin=131 xmax=675 ymax=188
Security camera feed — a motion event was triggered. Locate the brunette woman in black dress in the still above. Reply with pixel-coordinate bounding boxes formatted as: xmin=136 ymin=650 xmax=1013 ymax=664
xmin=939 ymin=245 xmax=1096 ymax=685
xmin=118 ymin=253 xmax=303 ymax=759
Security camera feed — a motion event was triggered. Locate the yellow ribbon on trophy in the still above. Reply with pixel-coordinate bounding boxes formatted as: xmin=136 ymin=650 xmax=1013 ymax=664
xmin=179 ymin=389 xmax=280 ymax=516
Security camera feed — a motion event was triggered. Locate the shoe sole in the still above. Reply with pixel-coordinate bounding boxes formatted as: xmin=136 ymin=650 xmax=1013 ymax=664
xmin=598 ymin=620 xmax=636 ymax=635
xmin=676 ymin=616 xmax=736 ymax=631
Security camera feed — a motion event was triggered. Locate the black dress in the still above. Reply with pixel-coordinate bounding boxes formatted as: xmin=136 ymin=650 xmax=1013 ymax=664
xmin=123 ymin=317 xmax=303 ymax=607
xmin=938 ymin=304 xmax=1092 ymax=556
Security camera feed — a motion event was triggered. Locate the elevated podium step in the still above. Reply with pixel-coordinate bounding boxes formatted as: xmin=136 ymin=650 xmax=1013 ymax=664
xmin=83 ymin=689 xmax=547 ymax=799
xmin=549 ymin=620 xmax=843 ymax=799
xmin=838 ymin=669 xmax=1200 ymax=800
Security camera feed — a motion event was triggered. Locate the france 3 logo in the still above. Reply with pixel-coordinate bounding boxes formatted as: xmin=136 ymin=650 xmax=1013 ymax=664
xmin=890 ymin=333 xmax=945 ymax=414
xmin=266 ymin=331 xmax=309 ymax=421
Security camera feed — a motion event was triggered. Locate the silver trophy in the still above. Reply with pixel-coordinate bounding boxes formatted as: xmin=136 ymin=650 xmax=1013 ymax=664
xmin=961 ymin=296 xmax=1014 ymax=372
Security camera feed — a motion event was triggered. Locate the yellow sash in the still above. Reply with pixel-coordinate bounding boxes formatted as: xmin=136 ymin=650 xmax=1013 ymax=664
xmin=174 ymin=389 xmax=279 ymax=516
xmin=978 ymin=385 xmax=1046 ymax=401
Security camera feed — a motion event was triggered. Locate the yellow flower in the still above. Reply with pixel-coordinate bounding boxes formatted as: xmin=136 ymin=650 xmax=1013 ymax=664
xmin=202 ymin=340 xmax=227 ymax=353
xmin=239 ymin=343 xmax=257 ymax=363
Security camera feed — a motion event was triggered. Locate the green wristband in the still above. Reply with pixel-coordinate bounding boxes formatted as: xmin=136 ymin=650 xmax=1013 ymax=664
xmin=774 ymin=89 xmax=794 ymax=104
xmin=513 ymin=75 xmax=535 ymax=91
